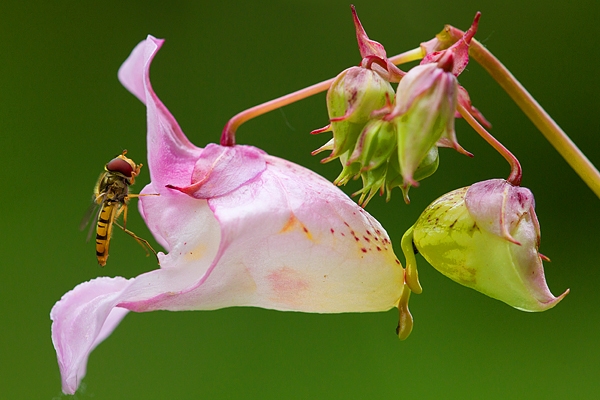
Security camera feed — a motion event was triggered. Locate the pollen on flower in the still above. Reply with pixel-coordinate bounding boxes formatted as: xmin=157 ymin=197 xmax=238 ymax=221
xmin=280 ymin=213 xmax=314 ymax=241
xmin=184 ymin=243 xmax=207 ymax=262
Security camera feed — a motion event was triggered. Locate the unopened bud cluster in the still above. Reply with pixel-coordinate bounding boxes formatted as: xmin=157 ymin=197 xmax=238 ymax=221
xmin=313 ymin=10 xmax=482 ymax=205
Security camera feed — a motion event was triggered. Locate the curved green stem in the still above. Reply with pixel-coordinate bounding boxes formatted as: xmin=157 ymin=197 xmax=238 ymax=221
xmin=388 ymin=47 xmax=424 ymax=66
xmin=401 ymin=225 xmax=422 ymax=294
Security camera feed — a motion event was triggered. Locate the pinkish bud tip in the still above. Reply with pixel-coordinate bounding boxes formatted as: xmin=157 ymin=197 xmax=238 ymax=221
xmin=351 ymin=4 xmax=387 ymax=59
xmin=436 ymin=51 xmax=455 ymax=73
xmin=311 ymin=124 xmax=332 ymax=135
xmin=463 ymin=12 xmax=481 ymax=45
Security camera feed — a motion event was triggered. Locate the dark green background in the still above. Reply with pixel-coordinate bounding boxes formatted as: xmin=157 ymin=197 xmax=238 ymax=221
xmin=1 ymin=1 xmax=598 ymax=399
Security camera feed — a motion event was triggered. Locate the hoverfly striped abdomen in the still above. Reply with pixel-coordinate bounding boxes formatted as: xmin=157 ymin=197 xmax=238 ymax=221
xmin=81 ymin=150 xmax=158 ymax=267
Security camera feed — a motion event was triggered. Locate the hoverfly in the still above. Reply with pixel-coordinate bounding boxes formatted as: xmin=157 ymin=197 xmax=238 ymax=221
xmin=81 ymin=150 xmax=158 ymax=266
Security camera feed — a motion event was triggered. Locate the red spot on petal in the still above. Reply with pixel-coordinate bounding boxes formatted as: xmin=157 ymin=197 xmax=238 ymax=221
xmin=361 ymin=248 xmax=367 ymax=253
xmin=330 ymin=228 xmax=335 ymax=234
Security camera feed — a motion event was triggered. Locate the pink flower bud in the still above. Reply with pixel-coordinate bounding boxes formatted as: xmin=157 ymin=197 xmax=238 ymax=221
xmin=403 ymin=179 xmax=569 ymax=311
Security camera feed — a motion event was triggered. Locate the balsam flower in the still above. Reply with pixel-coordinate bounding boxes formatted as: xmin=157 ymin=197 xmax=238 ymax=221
xmin=402 ymin=179 xmax=568 ymax=311
xmin=51 ymin=36 xmax=405 ymax=394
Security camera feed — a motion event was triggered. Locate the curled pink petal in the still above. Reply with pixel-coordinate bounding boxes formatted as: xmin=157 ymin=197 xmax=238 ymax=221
xmin=421 ymin=12 xmax=481 ymax=76
xmin=118 ymin=36 xmax=202 ymax=188
xmin=465 ymin=179 xmax=533 ymax=244
xmin=51 ymin=277 xmax=131 ymax=394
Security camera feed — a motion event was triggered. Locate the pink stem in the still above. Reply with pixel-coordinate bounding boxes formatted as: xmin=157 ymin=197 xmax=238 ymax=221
xmin=220 ymin=48 xmax=423 ymax=146
xmin=458 ymin=104 xmax=522 ymax=186
xmin=220 ymin=78 xmax=334 ymax=146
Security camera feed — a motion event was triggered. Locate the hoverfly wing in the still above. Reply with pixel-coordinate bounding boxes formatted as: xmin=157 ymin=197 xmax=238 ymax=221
xmin=80 ymin=193 xmax=105 ymax=242
xmin=80 ymin=201 xmax=99 ymax=242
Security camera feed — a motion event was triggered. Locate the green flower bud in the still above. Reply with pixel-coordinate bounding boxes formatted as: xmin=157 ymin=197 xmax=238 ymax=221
xmin=353 ymin=163 xmax=388 ymax=206
xmin=385 ymin=145 xmax=439 ymax=203
xmin=315 ymin=66 xmax=395 ymax=163
xmin=333 ymin=153 xmax=362 ymax=187
xmin=390 ymin=62 xmax=457 ymax=187
xmin=402 ymin=179 xmax=569 ymax=312
xmin=347 ymin=119 xmax=397 ymax=172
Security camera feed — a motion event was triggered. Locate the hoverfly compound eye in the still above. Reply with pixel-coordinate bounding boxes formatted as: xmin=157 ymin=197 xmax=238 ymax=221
xmin=106 ymin=157 xmax=135 ymax=177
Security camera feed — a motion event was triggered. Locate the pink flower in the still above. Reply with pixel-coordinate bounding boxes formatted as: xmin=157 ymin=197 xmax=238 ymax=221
xmin=50 ymin=36 xmax=405 ymax=395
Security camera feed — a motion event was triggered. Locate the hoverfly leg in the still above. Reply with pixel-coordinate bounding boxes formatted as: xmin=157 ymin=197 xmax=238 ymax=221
xmin=127 ymin=193 xmax=160 ymax=199
xmin=113 ymin=220 xmax=160 ymax=265
xmin=121 ymin=193 xmax=160 ymax=230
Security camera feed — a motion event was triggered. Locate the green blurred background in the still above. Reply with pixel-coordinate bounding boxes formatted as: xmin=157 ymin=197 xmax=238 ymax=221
xmin=1 ymin=0 xmax=598 ymax=398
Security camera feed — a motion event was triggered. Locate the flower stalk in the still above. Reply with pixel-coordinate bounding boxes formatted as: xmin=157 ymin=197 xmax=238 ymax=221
xmin=457 ymin=104 xmax=522 ymax=186
xmin=219 ymin=48 xmax=422 ymax=146
xmin=443 ymin=27 xmax=600 ymax=197
xmin=221 ymin=21 xmax=599 ymax=199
